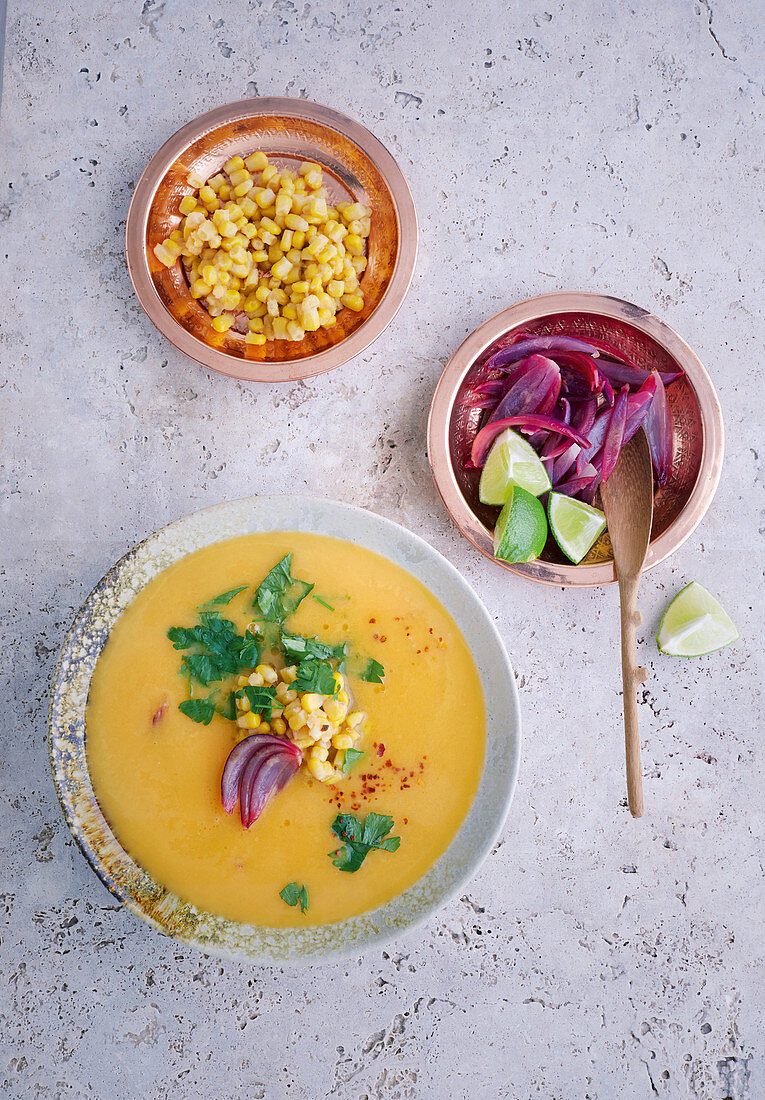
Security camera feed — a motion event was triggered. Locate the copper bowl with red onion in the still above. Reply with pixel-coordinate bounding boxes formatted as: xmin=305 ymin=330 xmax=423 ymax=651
xmin=427 ymin=293 xmax=725 ymax=587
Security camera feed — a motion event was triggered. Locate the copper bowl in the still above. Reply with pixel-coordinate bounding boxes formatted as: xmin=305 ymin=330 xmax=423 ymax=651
xmin=125 ymin=99 xmax=418 ymax=383
xmin=427 ymin=292 xmax=725 ymax=587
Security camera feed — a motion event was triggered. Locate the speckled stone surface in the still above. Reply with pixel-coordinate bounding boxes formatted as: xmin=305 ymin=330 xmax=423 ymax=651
xmin=1 ymin=2 xmax=763 ymax=1097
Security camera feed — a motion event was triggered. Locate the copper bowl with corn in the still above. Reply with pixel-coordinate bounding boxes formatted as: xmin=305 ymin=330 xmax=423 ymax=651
xmin=126 ymin=99 xmax=418 ymax=383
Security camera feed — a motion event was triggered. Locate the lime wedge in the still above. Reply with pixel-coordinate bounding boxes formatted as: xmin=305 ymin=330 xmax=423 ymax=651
xmin=657 ymin=581 xmax=739 ymax=656
xmin=493 ymin=485 xmax=548 ymax=563
xmin=479 ymin=428 xmax=552 ymax=505
xmin=548 ymin=492 xmax=607 ymax=565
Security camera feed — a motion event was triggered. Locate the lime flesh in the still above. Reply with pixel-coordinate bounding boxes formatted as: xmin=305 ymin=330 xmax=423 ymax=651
xmin=657 ymin=581 xmax=739 ymax=656
xmin=479 ymin=428 xmax=551 ymax=505
xmin=548 ymin=492 xmax=607 ymax=565
xmin=493 ymin=485 xmax=548 ymax=563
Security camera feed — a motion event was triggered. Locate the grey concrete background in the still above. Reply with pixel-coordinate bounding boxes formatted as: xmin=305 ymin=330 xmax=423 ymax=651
xmin=1 ymin=1 xmax=763 ymax=1097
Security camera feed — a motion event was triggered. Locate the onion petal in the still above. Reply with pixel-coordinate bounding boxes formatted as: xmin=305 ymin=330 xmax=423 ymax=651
xmin=597 ymin=358 xmax=683 ymax=390
xmin=488 ymin=334 xmax=600 ymax=368
xmin=600 ymin=385 xmax=629 ymax=482
xmin=488 ymin=355 xmax=561 ymax=424
xmin=221 ymin=734 xmax=301 ymax=827
xmin=643 ymin=369 xmax=674 ymax=485
xmin=471 ymin=414 xmax=590 ymax=467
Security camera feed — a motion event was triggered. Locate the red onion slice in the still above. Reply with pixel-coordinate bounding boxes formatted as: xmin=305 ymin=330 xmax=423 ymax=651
xmin=600 ymin=385 xmax=629 ymax=482
xmin=241 ymin=752 xmax=299 ymax=828
xmin=597 ymin=358 xmax=683 ymax=390
xmin=488 ymin=334 xmax=600 ymax=368
xmin=643 ymin=369 xmax=674 ymax=486
xmin=471 ymin=414 xmax=590 ymax=467
xmin=488 ymin=355 xmax=561 ymax=425
xmin=221 ymin=734 xmax=301 ymax=827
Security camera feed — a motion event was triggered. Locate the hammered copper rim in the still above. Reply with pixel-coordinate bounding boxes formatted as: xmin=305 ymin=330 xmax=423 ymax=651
xmin=427 ymin=293 xmax=725 ymax=588
xmin=125 ymin=99 xmax=418 ymax=383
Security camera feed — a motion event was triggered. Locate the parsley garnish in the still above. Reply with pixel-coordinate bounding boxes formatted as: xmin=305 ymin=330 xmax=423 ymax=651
xmin=168 ymin=614 xmax=260 ymax=688
xmin=235 ymin=685 xmax=277 ymax=721
xmin=279 ymin=882 xmax=309 ymax=914
xmin=178 ymin=695 xmax=218 ymax=725
xmin=360 ymin=658 xmax=385 ymax=684
xmin=341 ymin=748 xmax=364 ymax=775
xmin=294 ymin=657 xmax=338 ymax=695
xmin=198 ymin=585 xmax=248 ymax=609
xmin=281 ymin=631 xmax=346 ymax=663
xmin=254 ymin=554 xmax=314 ymax=622
xmin=330 ymin=812 xmax=401 ymax=873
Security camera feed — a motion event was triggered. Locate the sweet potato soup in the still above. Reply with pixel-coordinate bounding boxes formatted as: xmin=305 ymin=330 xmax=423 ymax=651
xmin=86 ymin=532 xmax=485 ymax=927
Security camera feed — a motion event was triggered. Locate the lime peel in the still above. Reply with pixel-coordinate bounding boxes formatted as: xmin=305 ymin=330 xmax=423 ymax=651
xmin=657 ymin=581 xmax=739 ymax=657
xmin=493 ymin=485 xmax=548 ymax=563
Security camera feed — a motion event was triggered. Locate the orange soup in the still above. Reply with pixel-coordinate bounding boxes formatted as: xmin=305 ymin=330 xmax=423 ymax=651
xmin=86 ymin=533 xmax=485 ymax=927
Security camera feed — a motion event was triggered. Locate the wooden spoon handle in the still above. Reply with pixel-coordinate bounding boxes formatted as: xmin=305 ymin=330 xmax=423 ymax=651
xmin=619 ymin=575 xmax=645 ymax=818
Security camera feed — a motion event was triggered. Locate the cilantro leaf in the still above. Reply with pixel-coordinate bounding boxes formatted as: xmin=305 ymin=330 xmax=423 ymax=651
xmin=235 ymin=685 xmax=277 ymax=720
xmin=237 ymin=630 xmax=260 ymax=669
xmin=294 ymin=657 xmax=338 ymax=695
xmin=341 ymin=748 xmax=364 ymax=775
xmin=216 ymin=692 xmax=238 ymax=721
xmin=167 ymin=625 xmax=204 ymax=650
xmin=330 ymin=812 xmax=400 ymax=873
xmin=178 ymin=695 xmax=218 ymax=725
xmin=360 ymin=658 xmax=385 ymax=684
xmin=198 ymin=585 xmax=248 ymax=609
xmin=181 ymin=652 xmax=225 ymax=685
xmin=311 ymin=594 xmax=335 ymax=611
xmin=281 ymin=632 xmax=346 ymax=663
xmin=279 ymin=882 xmax=309 ymax=914
xmin=254 ymin=554 xmax=314 ymax=622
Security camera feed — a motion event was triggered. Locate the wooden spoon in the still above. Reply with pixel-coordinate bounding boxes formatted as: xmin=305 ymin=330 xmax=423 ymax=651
xmin=600 ymin=429 xmax=654 ymax=818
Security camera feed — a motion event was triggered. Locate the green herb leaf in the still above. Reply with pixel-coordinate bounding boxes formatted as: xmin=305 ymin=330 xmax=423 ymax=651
xmin=330 ymin=812 xmax=400 ymax=873
xmin=198 ymin=585 xmax=248 ymax=609
xmin=254 ymin=554 xmax=315 ymax=622
xmin=279 ymin=882 xmax=309 ymax=914
xmin=294 ymin=657 xmax=338 ymax=695
xmin=237 ymin=630 xmax=260 ymax=669
xmin=281 ymin=632 xmax=346 ymax=663
xmin=311 ymin=594 xmax=335 ymax=611
xmin=341 ymin=748 xmax=364 ymax=775
xmin=180 ymin=652 xmax=225 ymax=685
xmin=360 ymin=658 xmax=385 ymax=684
xmin=178 ymin=695 xmax=218 ymax=725
xmin=235 ymin=685 xmax=277 ymax=721
xmin=167 ymin=625 xmax=203 ymax=650
xmin=216 ymin=692 xmax=238 ymax=721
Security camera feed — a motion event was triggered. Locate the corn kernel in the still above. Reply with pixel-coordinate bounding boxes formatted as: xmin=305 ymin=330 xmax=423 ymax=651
xmin=341 ymin=292 xmax=364 ymax=311
xmin=256 ymin=663 xmax=279 ymax=685
xmin=272 ymin=717 xmax=287 ymax=736
xmin=224 ymin=155 xmax=245 ymax=174
xmin=271 ymin=256 xmax=292 ymax=280
xmin=245 ymin=332 xmax=267 ymax=346
xmin=244 ymin=151 xmax=269 ymax=172
xmin=186 ymin=169 xmax=205 ymax=188
xmin=346 ymin=710 xmax=366 ymax=728
xmin=212 ymin=314 xmax=234 ymax=332
xmin=307 ymin=758 xmax=334 ymax=782
xmin=332 ymin=732 xmax=355 ymax=750
xmin=237 ymin=712 xmax=259 ymax=729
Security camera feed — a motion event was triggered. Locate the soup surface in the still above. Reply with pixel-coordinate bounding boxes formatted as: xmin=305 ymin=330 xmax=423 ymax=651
xmin=86 ymin=532 xmax=485 ymax=927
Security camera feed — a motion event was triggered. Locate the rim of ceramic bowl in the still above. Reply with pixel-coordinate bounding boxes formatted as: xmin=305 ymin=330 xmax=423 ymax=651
xmin=49 ymin=496 xmax=521 ymax=964
xmin=125 ymin=98 xmax=418 ymax=383
xmin=427 ymin=292 xmax=725 ymax=588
